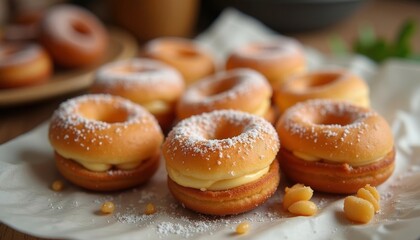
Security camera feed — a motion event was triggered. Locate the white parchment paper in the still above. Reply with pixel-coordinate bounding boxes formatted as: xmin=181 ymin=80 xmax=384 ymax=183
xmin=1 ymin=9 xmax=420 ymax=240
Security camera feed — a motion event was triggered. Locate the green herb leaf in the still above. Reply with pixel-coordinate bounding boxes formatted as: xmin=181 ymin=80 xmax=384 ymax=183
xmin=330 ymin=35 xmax=348 ymax=56
xmin=350 ymin=19 xmax=419 ymax=63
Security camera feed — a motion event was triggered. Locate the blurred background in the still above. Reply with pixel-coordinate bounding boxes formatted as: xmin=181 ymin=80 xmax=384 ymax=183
xmin=1 ymin=0 xmax=419 ymax=58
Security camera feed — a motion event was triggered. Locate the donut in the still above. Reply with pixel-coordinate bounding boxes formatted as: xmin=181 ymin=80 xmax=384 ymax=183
xmin=92 ymin=58 xmax=185 ymax=130
xmin=0 ymin=42 xmax=52 ymax=89
xmin=48 ymin=94 xmax=163 ymax=191
xmin=276 ymin=99 xmax=395 ymax=194
xmin=176 ymin=69 xmax=276 ymax=123
xmin=163 ymin=110 xmax=280 ymax=215
xmin=226 ymin=37 xmax=306 ymax=88
xmin=3 ymin=9 xmax=44 ymax=41
xmin=144 ymin=37 xmax=215 ymax=85
xmin=274 ymin=69 xmax=370 ymax=113
xmin=39 ymin=4 xmax=108 ymax=68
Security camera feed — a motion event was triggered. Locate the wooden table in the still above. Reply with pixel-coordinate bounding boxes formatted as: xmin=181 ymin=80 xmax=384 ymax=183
xmin=1 ymin=0 xmax=419 ymax=239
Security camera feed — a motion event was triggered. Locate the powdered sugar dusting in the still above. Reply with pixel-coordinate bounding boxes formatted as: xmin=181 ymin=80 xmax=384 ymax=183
xmin=165 ymin=110 xmax=279 ymax=158
xmin=179 ymin=68 xmax=270 ymax=109
xmin=94 ymin=58 xmax=183 ymax=90
xmin=49 ymin=94 xmax=159 ymax=150
xmin=280 ymin=99 xmax=377 ymax=149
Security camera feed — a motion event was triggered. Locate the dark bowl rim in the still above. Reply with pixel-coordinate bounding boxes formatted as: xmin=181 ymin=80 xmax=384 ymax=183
xmin=231 ymin=0 xmax=366 ymax=3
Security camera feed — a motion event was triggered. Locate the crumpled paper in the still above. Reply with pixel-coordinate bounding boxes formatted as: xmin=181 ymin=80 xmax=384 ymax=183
xmin=1 ymin=9 xmax=420 ymax=240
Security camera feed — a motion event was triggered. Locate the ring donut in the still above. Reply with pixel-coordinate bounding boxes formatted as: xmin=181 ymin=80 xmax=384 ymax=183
xmin=49 ymin=94 xmax=163 ymax=191
xmin=144 ymin=37 xmax=215 ymax=85
xmin=275 ymin=69 xmax=370 ymax=113
xmin=163 ymin=110 xmax=280 ymax=215
xmin=226 ymin=37 xmax=306 ymax=87
xmin=0 ymin=42 xmax=52 ymax=89
xmin=92 ymin=58 xmax=185 ymax=130
xmin=39 ymin=4 xmax=108 ymax=68
xmin=276 ymin=99 xmax=395 ymax=194
xmin=176 ymin=69 xmax=275 ymax=123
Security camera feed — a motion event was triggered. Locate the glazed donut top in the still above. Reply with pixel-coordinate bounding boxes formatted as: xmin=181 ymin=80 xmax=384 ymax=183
xmin=177 ymin=69 xmax=271 ymax=119
xmin=276 ymin=99 xmax=394 ymax=166
xmin=41 ymin=4 xmax=107 ymax=52
xmin=0 ymin=43 xmax=44 ymax=67
xmin=49 ymin=94 xmax=163 ymax=171
xmin=163 ymin=110 xmax=279 ymax=190
xmin=94 ymin=58 xmax=184 ymax=102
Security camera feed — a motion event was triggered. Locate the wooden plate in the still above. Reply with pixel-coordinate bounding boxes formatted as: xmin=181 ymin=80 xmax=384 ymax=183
xmin=0 ymin=28 xmax=138 ymax=107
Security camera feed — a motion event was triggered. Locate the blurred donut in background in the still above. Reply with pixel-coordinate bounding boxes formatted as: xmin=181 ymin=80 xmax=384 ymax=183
xmin=39 ymin=4 xmax=109 ymax=68
xmin=144 ymin=37 xmax=215 ymax=85
xmin=226 ymin=37 xmax=306 ymax=88
xmin=0 ymin=42 xmax=52 ymax=89
xmin=3 ymin=9 xmax=44 ymax=42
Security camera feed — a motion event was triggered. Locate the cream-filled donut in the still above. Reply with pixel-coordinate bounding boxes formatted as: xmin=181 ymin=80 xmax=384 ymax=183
xmin=0 ymin=43 xmax=52 ymax=88
xmin=49 ymin=94 xmax=163 ymax=191
xmin=276 ymin=99 xmax=395 ymax=194
xmin=163 ymin=110 xmax=280 ymax=215
xmin=92 ymin=58 xmax=185 ymax=130
xmin=275 ymin=69 xmax=370 ymax=113
xmin=176 ymin=69 xmax=275 ymax=123
xmin=144 ymin=37 xmax=215 ymax=85
xmin=39 ymin=4 xmax=108 ymax=68
xmin=226 ymin=37 xmax=306 ymax=87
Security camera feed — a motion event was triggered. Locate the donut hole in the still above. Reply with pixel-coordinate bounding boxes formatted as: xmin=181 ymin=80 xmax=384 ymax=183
xmin=292 ymin=72 xmax=340 ymax=91
xmin=71 ymin=21 xmax=91 ymax=36
xmin=157 ymin=41 xmax=199 ymax=58
xmin=311 ymin=112 xmax=354 ymax=126
xmin=204 ymin=76 xmax=238 ymax=97
xmin=78 ymin=102 xmax=129 ymax=123
xmin=208 ymin=121 xmax=244 ymax=140
xmin=176 ymin=47 xmax=199 ymax=58
xmin=307 ymin=73 xmax=340 ymax=87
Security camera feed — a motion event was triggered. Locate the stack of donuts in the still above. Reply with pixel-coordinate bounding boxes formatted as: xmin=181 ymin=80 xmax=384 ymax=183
xmin=48 ymin=29 xmax=395 ymax=216
xmin=0 ymin=4 xmax=109 ymax=89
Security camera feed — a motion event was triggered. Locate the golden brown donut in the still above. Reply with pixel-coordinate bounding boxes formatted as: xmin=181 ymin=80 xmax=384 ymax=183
xmin=49 ymin=94 xmax=163 ymax=191
xmin=168 ymin=160 xmax=280 ymax=216
xmin=0 ymin=42 xmax=52 ymax=89
xmin=276 ymin=99 xmax=395 ymax=194
xmin=176 ymin=68 xmax=275 ymax=123
xmin=39 ymin=4 xmax=108 ymax=68
xmin=275 ymin=69 xmax=370 ymax=113
xmin=226 ymin=37 xmax=306 ymax=88
xmin=55 ymin=151 xmax=160 ymax=191
xmin=92 ymin=58 xmax=185 ymax=130
xmin=163 ymin=110 xmax=280 ymax=215
xmin=144 ymin=37 xmax=215 ymax=85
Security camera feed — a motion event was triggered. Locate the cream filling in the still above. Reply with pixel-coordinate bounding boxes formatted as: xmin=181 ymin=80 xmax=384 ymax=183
xmin=142 ymin=100 xmax=170 ymax=114
xmin=351 ymin=95 xmax=370 ymax=108
xmin=251 ymin=99 xmax=270 ymax=116
xmin=73 ymin=159 xmax=142 ymax=172
xmin=292 ymin=151 xmax=384 ymax=166
xmin=167 ymin=165 xmax=270 ymax=191
xmin=292 ymin=151 xmax=321 ymax=161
